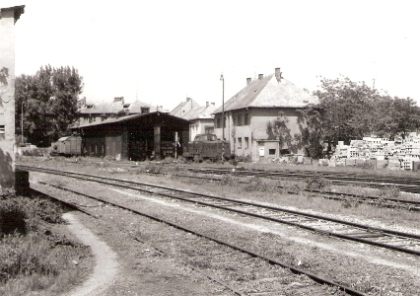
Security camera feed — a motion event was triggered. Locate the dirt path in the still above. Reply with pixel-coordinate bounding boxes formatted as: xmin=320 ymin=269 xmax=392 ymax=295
xmin=62 ymin=213 xmax=119 ymax=296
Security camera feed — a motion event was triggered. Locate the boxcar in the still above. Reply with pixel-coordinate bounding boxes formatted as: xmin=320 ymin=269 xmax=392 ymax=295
xmin=57 ymin=136 xmax=82 ymax=156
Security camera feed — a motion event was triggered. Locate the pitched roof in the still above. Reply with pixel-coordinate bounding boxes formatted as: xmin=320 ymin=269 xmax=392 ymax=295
xmin=182 ymin=103 xmax=217 ymax=121
xmin=79 ymin=99 xmax=152 ymax=115
xmin=170 ymin=98 xmax=201 ymax=118
xmin=73 ymin=111 xmax=188 ymax=129
xmin=214 ymin=74 xmax=318 ymax=113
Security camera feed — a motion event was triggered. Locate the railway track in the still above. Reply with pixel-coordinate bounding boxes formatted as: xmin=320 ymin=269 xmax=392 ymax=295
xmin=186 ymin=167 xmax=420 ymax=193
xmin=24 ymin=167 xmax=364 ymax=295
xmin=170 ymin=170 xmax=420 ymax=211
xmin=20 ymin=165 xmax=420 ymax=256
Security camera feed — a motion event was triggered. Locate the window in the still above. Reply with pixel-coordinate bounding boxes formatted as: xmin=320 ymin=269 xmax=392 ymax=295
xmin=0 ymin=125 xmax=4 ymax=140
xmin=216 ymin=117 xmax=221 ymax=128
xmin=244 ymin=137 xmax=249 ymax=149
xmin=269 ymin=149 xmax=276 ymax=155
xmin=244 ymin=113 xmax=249 ymax=125
xmin=237 ymin=114 xmax=242 ymax=126
xmin=238 ymin=137 xmax=242 ymax=149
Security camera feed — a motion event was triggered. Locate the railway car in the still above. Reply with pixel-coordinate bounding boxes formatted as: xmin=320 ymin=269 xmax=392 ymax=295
xmin=55 ymin=136 xmax=82 ymax=156
xmin=183 ymin=133 xmax=231 ymax=162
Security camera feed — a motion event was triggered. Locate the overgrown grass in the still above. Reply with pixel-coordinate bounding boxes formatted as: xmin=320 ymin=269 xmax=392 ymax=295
xmin=0 ymin=196 xmax=92 ymax=296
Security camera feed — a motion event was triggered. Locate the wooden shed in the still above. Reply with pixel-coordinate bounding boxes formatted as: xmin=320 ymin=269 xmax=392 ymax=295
xmin=73 ymin=111 xmax=189 ymax=161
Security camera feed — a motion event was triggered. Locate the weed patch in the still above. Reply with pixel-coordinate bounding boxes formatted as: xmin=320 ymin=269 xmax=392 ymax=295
xmin=0 ymin=196 xmax=91 ymax=295
xmin=306 ymin=176 xmax=331 ymax=192
xmin=379 ymin=186 xmax=400 ymax=198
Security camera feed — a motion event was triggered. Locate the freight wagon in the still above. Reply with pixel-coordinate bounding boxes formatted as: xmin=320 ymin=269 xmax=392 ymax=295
xmin=54 ymin=136 xmax=82 ymax=156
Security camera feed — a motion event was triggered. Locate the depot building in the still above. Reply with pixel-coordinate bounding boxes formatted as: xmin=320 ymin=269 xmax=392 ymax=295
xmin=72 ymin=111 xmax=189 ymax=161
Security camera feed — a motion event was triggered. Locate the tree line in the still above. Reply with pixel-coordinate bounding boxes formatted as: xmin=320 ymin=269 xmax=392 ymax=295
xmin=16 ymin=66 xmax=420 ymax=157
xmin=15 ymin=65 xmax=83 ymax=146
xmin=300 ymin=76 xmax=420 ymax=158
xmin=267 ymin=76 xmax=420 ymax=159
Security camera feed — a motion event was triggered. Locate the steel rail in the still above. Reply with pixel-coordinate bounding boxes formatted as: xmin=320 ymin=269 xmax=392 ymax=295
xmin=178 ymin=169 xmax=420 ymax=208
xmin=23 ymin=165 xmax=420 ymax=257
xmin=185 ymin=167 xmax=420 ymax=193
xmin=35 ymin=181 xmax=365 ymax=296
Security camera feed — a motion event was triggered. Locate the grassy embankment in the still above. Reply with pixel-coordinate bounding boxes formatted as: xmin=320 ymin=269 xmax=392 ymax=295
xmin=0 ymin=193 xmax=92 ymax=296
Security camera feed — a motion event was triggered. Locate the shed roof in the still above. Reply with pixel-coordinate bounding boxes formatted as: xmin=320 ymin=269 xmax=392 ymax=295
xmin=213 ymin=74 xmax=318 ymax=114
xmin=57 ymin=136 xmax=70 ymax=142
xmin=72 ymin=111 xmax=189 ymax=130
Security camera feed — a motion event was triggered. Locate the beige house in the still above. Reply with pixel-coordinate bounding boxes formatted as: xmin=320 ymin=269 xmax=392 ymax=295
xmin=184 ymin=101 xmax=217 ymax=141
xmin=170 ymin=98 xmax=217 ymax=141
xmin=213 ymin=68 xmax=318 ymax=162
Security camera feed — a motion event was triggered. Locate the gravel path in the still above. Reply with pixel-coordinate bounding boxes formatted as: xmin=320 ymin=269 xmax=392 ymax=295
xmin=62 ymin=213 xmax=119 ymax=296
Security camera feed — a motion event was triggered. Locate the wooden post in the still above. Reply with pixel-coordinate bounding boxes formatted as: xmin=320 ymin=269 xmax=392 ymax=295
xmin=0 ymin=5 xmax=25 ymax=192
xmin=154 ymin=125 xmax=160 ymax=160
xmin=174 ymin=131 xmax=179 ymax=159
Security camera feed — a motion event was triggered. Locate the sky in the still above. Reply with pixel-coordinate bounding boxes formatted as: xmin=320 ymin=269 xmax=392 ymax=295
xmin=4 ymin=0 xmax=420 ymax=110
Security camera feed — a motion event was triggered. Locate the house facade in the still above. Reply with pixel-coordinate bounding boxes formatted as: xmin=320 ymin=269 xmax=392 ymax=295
xmin=213 ymin=68 xmax=318 ymax=162
xmin=170 ymin=98 xmax=216 ymax=141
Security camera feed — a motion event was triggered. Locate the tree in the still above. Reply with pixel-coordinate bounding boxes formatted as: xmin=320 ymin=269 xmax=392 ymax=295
xmin=391 ymin=97 xmax=420 ymax=139
xmin=299 ymin=76 xmax=378 ymax=158
xmin=299 ymin=76 xmax=420 ymax=158
xmin=297 ymin=105 xmax=325 ymax=158
xmin=15 ymin=65 xmax=83 ymax=146
xmin=266 ymin=111 xmax=300 ymax=154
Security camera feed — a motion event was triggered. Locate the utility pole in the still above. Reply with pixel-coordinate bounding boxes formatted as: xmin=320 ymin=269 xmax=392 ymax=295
xmin=21 ymin=101 xmax=24 ymax=145
xmin=220 ymin=73 xmax=225 ymax=140
xmin=220 ymin=73 xmax=225 ymax=162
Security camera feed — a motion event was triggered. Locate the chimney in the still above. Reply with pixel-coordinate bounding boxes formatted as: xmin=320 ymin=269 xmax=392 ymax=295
xmin=246 ymin=77 xmax=252 ymax=85
xmin=114 ymin=96 xmax=124 ymax=105
xmin=206 ymin=101 xmax=209 ymax=107
xmin=211 ymin=102 xmax=215 ymax=106
xmin=186 ymin=97 xmax=191 ymax=101
xmin=258 ymin=74 xmax=263 ymax=80
xmin=275 ymin=67 xmax=283 ymax=83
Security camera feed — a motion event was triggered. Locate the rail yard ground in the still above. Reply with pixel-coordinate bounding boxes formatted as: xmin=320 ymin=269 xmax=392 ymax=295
xmin=5 ymin=155 xmax=420 ymax=295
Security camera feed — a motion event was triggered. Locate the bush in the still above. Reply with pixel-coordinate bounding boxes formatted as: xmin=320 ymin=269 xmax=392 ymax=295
xmin=306 ymin=176 xmax=331 ymax=191
xmin=0 ymin=200 xmax=27 ymax=236
xmin=219 ymin=175 xmax=236 ymax=186
xmin=379 ymin=186 xmax=400 ymax=198
xmin=234 ymin=154 xmax=252 ymax=163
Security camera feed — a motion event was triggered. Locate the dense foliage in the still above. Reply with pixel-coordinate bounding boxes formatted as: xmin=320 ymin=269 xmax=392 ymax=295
xmin=15 ymin=65 xmax=83 ymax=146
xmin=298 ymin=76 xmax=420 ymax=158
xmin=266 ymin=111 xmax=302 ymax=154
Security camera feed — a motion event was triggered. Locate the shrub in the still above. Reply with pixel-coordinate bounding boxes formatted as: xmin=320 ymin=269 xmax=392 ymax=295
xmin=0 ymin=200 xmax=27 ymax=236
xmin=219 ymin=175 xmax=236 ymax=186
xmin=342 ymin=196 xmax=359 ymax=208
xmin=379 ymin=186 xmax=400 ymax=198
xmin=306 ymin=176 xmax=331 ymax=191
xmin=145 ymin=164 xmax=162 ymax=174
